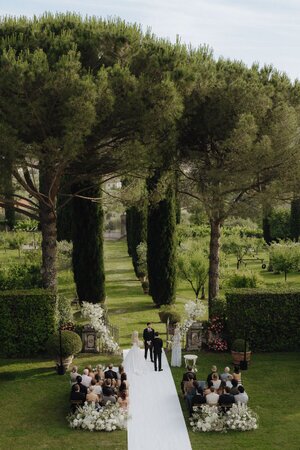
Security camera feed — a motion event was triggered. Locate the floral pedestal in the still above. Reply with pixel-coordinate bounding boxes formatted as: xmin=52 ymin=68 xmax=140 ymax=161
xmin=185 ymin=321 xmax=203 ymax=351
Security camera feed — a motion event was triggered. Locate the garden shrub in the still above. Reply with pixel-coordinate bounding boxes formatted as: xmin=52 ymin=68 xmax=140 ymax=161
xmin=158 ymin=306 xmax=181 ymax=324
xmin=46 ymin=330 xmax=82 ymax=357
xmin=55 ymin=294 xmax=73 ymax=326
xmin=0 ymin=289 xmax=56 ymax=357
xmin=0 ymin=261 xmax=42 ymax=290
xmin=226 ymin=289 xmax=300 ymax=351
xmin=225 ymin=271 xmax=263 ymax=289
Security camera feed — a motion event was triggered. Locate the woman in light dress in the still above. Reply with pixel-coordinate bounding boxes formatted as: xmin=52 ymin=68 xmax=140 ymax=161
xmin=124 ymin=331 xmax=148 ymax=375
xmin=171 ymin=325 xmax=182 ymax=367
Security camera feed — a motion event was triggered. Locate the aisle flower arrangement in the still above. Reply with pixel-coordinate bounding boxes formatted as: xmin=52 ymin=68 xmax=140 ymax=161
xmin=81 ymin=302 xmax=120 ymax=354
xmin=181 ymin=299 xmax=206 ymax=333
xmin=68 ymin=402 xmax=128 ymax=432
xmin=190 ymin=404 xmax=258 ymax=433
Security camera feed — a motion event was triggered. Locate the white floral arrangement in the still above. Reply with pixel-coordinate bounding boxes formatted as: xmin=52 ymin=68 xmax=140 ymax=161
xmin=81 ymin=302 xmax=120 ymax=354
xmin=190 ymin=404 xmax=258 ymax=433
xmin=68 ymin=402 xmax=128 ymax=432
xmin=180 ymin=299 xmax=206 ymax=333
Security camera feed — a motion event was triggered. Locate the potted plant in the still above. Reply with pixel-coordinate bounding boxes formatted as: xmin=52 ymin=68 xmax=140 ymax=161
xmin=46 ymin=330 xmax=82 ymax=371
xmin=231 ymin=338 xmax=251 ymax=365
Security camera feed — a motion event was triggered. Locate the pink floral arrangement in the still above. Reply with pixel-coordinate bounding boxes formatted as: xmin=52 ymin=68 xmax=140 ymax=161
xmin=207 ymin=316 xmax=228 ymax=352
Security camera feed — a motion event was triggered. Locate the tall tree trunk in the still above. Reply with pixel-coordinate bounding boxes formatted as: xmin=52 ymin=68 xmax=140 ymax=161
xmin=208 ymin=218 xmax=221 ymax=314
xmin=39 ymin=171 xmax=58 ymax=291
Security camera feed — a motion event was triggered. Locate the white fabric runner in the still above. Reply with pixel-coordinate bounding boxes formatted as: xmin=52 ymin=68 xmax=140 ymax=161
xmin=123 ymin=348 xmax=192 ymax=450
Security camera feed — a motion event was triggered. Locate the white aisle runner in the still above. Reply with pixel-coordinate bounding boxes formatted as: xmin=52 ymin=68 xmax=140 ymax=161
xmin=123 ymin=349 xmax=192 ymax=450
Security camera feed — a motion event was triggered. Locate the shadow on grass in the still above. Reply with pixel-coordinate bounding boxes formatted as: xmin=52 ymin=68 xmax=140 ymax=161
xmin=0 ymin=366 xmax=55 ymax=382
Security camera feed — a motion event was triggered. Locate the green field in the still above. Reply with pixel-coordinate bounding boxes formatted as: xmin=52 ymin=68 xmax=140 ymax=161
xmin=0 ymin=239 xmax=300 ymax=449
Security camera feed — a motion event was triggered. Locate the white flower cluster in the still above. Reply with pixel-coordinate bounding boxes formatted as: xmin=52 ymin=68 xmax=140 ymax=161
xmin=190 ymin=404 xmax=258 ymax=433
xmin=180 ymin=299 xmax=206 ymax=334
xmin=224 ymin=403 xmax=259 ymax=431
xmin=81 ymin=302 xmax=120 ymax=354
xmin=68 ymin=401 xmax=128 ymax=432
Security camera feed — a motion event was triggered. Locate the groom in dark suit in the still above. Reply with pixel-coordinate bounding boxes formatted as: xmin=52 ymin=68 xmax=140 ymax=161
xmin=153 ymin=332 xmax=163 ymax=371
xmin=143 ymin=322 xmax=155 ymax=362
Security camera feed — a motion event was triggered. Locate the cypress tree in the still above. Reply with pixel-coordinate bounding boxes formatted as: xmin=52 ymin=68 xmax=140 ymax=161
xmin=57 ymin=180 xmax=72 ymax=242
xmin=262 ymin=205 xmax=272 ymax=245
xmin=72 ymin=179 xmax=105 ymax=304
xmin=290 ymin=197 xmax=300 ymax=242
xmin=125 ymin=207 xmax=133 ymax=256
xmin=147 ymin=172 xmax=177 ymax=306
xmin=130 ymin=203 xmax=147 ymax=277
xmin=4 ymin=172 xmax=15 ymax=230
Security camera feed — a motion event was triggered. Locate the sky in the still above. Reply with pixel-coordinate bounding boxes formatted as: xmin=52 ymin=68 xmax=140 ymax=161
xmin=0 ymin=0 xmax=299 ymax=80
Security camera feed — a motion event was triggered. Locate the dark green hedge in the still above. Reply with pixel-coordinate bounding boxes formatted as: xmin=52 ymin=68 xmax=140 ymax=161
xmin=226 ymin=289 xmax=300 ymax=351
xmin=0 ymin=289 xmax=56 ymax=357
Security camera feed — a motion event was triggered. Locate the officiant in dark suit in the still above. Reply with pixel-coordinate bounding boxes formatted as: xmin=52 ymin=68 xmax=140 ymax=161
xmin=153 ymin=332 xmax=163 ymax=371
xmin=143 ymin=322 xmax=155 ymax=362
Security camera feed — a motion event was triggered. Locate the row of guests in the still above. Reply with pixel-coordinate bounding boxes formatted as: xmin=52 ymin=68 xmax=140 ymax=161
xmin=181 ymin=364 xmax=248 ymax=416
xmin=70 ymin=364 xmax=129 ymax=412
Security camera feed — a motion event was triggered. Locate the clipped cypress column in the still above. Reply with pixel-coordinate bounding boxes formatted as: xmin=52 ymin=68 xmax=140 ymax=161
xmin=125 ymin=207 xmax=133 ymax=256
xmin=57 ymin=180 xmax=73 ymax=242
xmin=72 ymin=179 xmax=105 ymax=304
xmin=290 ymin=197 xmax=300 ymax=242
xmin=147 ymin=171 xmax=177 ymax=306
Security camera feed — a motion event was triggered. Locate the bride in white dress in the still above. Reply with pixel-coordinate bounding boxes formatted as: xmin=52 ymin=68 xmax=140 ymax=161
xmin=171 ymin=325 xmax=182 ymax=367
xmin=124 ymin=331 xmax=148 ymax=375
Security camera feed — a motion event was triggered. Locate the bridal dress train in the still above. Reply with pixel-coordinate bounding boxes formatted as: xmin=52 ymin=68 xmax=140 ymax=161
xmin=124 ymin=331 xmax=148 ymax=375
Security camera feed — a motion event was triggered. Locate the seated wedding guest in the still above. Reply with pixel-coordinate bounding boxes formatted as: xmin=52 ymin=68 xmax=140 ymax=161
xmin=91 ymin=378 xmax=102 ymax=396
xmin=217 ymin=380 xmax=226 ymax=395
xmin=120 ymin=373 xmax=129 ymax=389
xmin=86 ymin=365 xmax=95 ymax=380
xmin=70 ymin=366 xmax=80 ymax=385
xmin=118 ymin=391 xmax=129 ymax=410
xmin=95 ymin=364 xmax=105 ymax=381
xmin=226 ymin=374 xmax=233 ymax=389
xmin=81 ymin=368 xmax=92 ymax=388
xmin=102 ymin=379 xmax=116 ymax=397
xmin=117 ymin=365 xmax=125 ymax=384
xmin=229 ymin=379 xmax=239 ymax=395
xmin=232 ymin=366 xmax=242 ymax=384
xmin=105 ymin=364 xmax=118 ymax=385
xmin=70 ymin=384 xmax=86 ymax=412
xmin=118 ymin=381 xmax=128 ymax=397
xmin=192 ymin=387 xmax=206 ymax=410
xmin=212 ymin=373 xmax=222 ymax=390
xmin=204 ymin=381 xmax=213 ymax=396
xmin=181 ymin=365 xmax=197 ymax=394
xmin=235 ymin=385 xmax=249 ymax=404
xmin=205 ymin=386 xmax=219 ymax=405
xmin=207 ymin=365 xmax=219 ymax=384
xmin=218 ymin=386 xmax=235 ymax=412
xmin=71 ymin=375 xmax=88 ymax=394
xmin=86 ymin=385 xmax=100 ymax=404
xmin=94 ymin=373 xmax=104 ymax=386
xmin=184 ymin=378 xmax=199 ymax=416
xmin=220 ymin=366 xmax=231 ymax=382
xmin=102 ymin=379 xmax=117 ymax=405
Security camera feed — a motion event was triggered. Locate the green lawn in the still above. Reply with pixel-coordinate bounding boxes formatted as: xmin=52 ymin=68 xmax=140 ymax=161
xmin=0 ymin=239 xmax=300 ymax=449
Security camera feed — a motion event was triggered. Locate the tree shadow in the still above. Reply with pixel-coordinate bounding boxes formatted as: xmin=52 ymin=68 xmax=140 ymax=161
xmin=0 ymin=366 xmax=55 ymax=381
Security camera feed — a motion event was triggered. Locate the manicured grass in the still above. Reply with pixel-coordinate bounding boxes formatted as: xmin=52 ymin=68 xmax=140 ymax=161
xmin=0 ymin=239 xmax=300 ymax=449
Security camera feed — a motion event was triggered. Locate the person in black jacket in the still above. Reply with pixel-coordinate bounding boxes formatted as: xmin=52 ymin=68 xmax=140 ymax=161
xmin=181 ymin=366 xmax=197 ymax=394
xmin=143 ymin=322 xmax=155 ymax=362
xmin=104 ymin=364 xmax=118 ymax=384
xmin=71 ymin=375 xmax=88 ymax=394
xmin=218 ymin=386 xmax=235 ymax=412
xmin=153 ymin=332 xmax=163 ymax=371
